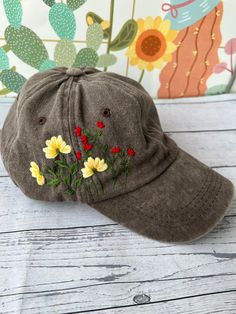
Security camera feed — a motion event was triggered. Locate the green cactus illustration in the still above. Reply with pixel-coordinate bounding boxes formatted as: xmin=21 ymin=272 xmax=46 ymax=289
xmin=54 ymin=40 xmax=77 ymax=67
xmin=5 ymin=25 xmax=49 ymax=69
xmin=0 ymin=69 xmax=26 ymax=93
xmin=0 ymin=48 xmax=9 ymax=70
xmin=73 ymin=48 xmax=98 ymax=67
xmin=0 ymin=0 xmax=136 ymax=95
xmin=67 ymin=0 xmax=87 ymax=11
xmin=3 ymin=0 xmax=22 ymax=29
xmin=49 ymin=3 xmax=76 ymax=40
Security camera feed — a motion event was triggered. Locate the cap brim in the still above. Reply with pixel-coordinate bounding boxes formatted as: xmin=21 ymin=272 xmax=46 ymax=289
xmin=91 ymin=149 xmax=235 ymax=243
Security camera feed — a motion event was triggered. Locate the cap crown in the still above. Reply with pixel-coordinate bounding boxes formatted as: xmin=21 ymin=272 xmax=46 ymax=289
xmin=1 ymin=67 xmax=178 ymax=202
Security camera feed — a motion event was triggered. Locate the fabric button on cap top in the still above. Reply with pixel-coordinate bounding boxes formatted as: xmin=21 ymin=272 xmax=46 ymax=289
xmin=66 ymin=68 xmax=84 ymax=77
xmin=66 ymin=67 xmax=99 ymax=77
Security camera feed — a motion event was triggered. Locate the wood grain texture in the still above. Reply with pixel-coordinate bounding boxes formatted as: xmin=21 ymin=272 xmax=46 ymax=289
xmin=92 ymin=292 xmax=236 ymax=314
xmin=0 ymin=95 xmax=236 ymax=314
xmin=0 ymin=223 xmax=236 ymax=313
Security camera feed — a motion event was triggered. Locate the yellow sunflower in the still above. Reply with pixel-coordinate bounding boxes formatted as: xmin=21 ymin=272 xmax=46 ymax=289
xmin=126 ymin=16 xmax=178 ymax=71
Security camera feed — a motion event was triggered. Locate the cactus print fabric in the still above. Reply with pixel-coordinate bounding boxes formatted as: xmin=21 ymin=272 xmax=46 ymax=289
xmin=0 ymin=0 xmax=235 ymax=99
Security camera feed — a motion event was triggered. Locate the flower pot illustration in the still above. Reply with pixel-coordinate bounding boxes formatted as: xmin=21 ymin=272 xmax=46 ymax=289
xmin=162 ymin=0 xmax=222 ymax=30
xmin=158 ymin=2 xmax=223 ymax=98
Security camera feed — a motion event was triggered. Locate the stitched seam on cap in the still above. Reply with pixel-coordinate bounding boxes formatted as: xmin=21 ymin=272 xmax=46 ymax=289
xmin=136 ymin=169 xmax=223 ymax=229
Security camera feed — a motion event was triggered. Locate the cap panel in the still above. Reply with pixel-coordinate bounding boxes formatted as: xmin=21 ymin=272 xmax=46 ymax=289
xmin=1 ymin=70 xmax=78 ymax=201
xmin=67 ymin=72 xmax=178 ymax=203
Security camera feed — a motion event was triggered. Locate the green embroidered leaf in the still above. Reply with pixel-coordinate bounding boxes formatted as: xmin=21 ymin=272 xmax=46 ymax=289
xmin=97 ymin=53 xmax=117 ymax=68
xmin=46 ymin=167 xmax=57 ymax=177
xmin=5 ymin=25 xmax=48 ymax=69
xmin=54 ymin=39 xmax=76 ymax=67
xmin=75 ymin=177 xmax=83 ymax=188
xmin=86 ymin=11 xmax=110 ymax=39
xmin=55 ymin=159 xmax=68 ymax=169
xmin=110 ymin=19 xmax=137 ymax=51
xmin=70 ymin=163 xmax=79 ymax=175
xmin=102 ymin=144 xmax=108 ymax=153
xmin=67 ymin=0 xmax=87 ymax=10
xmin=66 ymin=188 xmax=76 ymax=195
xmin=0 ymin=48 xmax=9 ymax=70
xmin=63 ymin=176 xmax=70 ymax=186
xmin=73 ymin=48 xmax=98 ymax=67
xmin=3 ymin=0 xmax=22 ymax=28
xmin=39 ymin=59 xmax=56 ymax=72
xmin=86 ymin=23 xmax=103 ymax=51
xmin=49 ymin=3 xmax=76 ymax=40
xmin=205 ymin=85 xmax=227 ymax=96
xmin=48 ymin=177 xmax=60 ymax=187
xmin=83 ymin=128 xmax=90 ymax=136
xmin=0 ymin=69 xmax=26 ymax=93
xmin=42 ymin=0 xmax=55 ymax=7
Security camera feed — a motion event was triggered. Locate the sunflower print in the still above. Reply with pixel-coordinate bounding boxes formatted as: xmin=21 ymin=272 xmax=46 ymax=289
xmin=126 ymin=16 xmax=178 ymax=71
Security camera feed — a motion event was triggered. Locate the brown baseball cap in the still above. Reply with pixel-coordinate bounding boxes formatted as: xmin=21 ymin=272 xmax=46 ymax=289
xmin=0 ymin=67 xmax=234 ymax=243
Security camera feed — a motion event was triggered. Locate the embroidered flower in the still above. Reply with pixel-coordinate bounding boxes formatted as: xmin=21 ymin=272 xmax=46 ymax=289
xmin=43 ymin=135 xmax=71 ymax=159
xmin=84 ymin=143 xmax=93 ymax=151
xmin=111 ymin=146 xmax=120 ymax=154
xmin=81 ymin=134 xmax=88 ymax=144
xmin=76 ymin=151 xmax=82 ymax=160
xmin=81 ymin=157 xmax=108 ymax=178
xmin=127 ymin=148 xmax=135 ymax=156
xmin=96 ymin=121 xmax=105 ymax=129
xmin=30 ymin=162 xmax=45 ymax=186
xmin=74 ymin=126 xmax=82 ymax=137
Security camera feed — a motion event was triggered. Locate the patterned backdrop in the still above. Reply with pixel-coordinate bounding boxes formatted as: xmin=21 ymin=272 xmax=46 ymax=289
xmin=0 ymin=0 xmax=235 ymax=99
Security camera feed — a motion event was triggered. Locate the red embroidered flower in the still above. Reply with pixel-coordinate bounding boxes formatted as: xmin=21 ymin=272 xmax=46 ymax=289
xmin=127 ymin=148 xmax=135 ymax=156
xmin=81 ymin=134 xmax=88 ymax=144
xmin=76 ymin=151 xmax=82 ymax=160
xmin=74 ymin=126 xmax=82 ymax=137
xmin=111 ymin=146 xmax=120 ymax=154
xmin=96 ymin=121 xmax=105 ymax=129
xmin=84 ymin=143 xmax=93 ymax=151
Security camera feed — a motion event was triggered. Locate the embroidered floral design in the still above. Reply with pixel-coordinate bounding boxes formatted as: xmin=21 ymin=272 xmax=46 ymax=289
xmin=30 ymin=121 xmax=136 ymax=195
xmin=127 ymin=148 xmax=135 ymax=156
xmin=30 ymin=162 xmax=45 ymax=186
xmin=96 ymin=121 xmax=105 ymax=128
xmin=74 ymin=126 xmax=82 ymax=137
xmin=43 ymin=135 xmax=71 ymax=159
xmin=81 ymin=157 xmax=108 ymax=178
xmin=111 ymin=146 xmax=120 ymax=154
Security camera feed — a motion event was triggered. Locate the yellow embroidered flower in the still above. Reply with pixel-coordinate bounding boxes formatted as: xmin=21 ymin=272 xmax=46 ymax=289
xmin=43 ymin=135 xmax=71 ymax=159
xmin=126 ymin=16 xmax=178 ymax=71
xmin=81 ymin=157 xmax=108 ymax=178
xmin=30 ymin=162 xmax=45 ymax=186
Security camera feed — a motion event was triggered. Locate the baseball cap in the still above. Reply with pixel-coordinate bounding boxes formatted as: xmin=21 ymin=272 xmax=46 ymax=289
xmin=0 ymin=67 xmax=234 ymax=243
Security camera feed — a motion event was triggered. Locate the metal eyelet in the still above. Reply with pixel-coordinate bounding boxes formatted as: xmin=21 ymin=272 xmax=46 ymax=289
xmin=102 ymin=108 xmax=111 ymax=118
xmin=38 ymin=116 xmax=47 ymax=125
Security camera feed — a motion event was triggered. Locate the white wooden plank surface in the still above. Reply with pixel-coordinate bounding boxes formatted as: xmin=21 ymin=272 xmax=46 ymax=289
xmin=0 ymin=223 xmax=236 ymax=313
xmin=92 ymin=292 xmax=236 ymax=314
xmin=0 ymin=94 xmax=236 ymax=314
